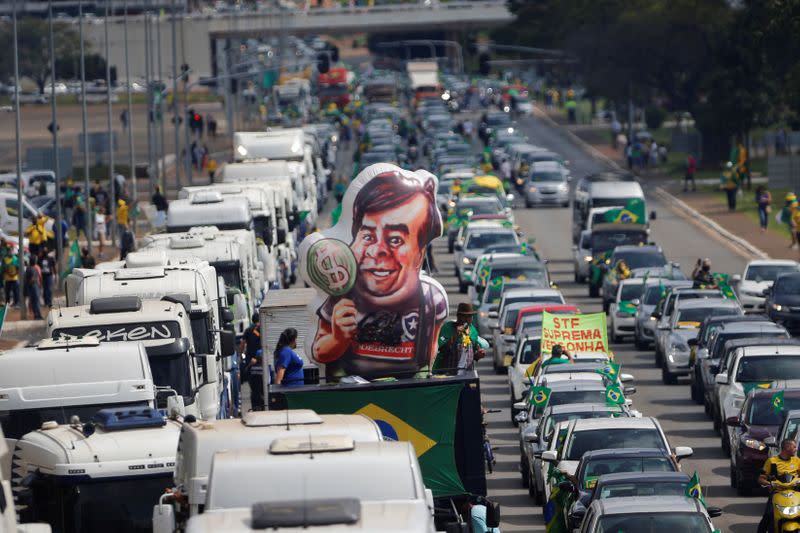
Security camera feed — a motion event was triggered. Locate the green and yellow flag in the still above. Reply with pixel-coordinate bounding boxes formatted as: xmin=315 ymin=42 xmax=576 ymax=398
xmin=603 ymin=198 xmax=646 ymax=224
xmin=685 ymin=472 xmax=705 ymax=506
xmin=596 ymin=362 xmax=621 ymax=381
xmin=529 ymin=385 xmax=552 ymax=407
xmin=743 ymin=382 xmax=773 ymax=395
xmin=605 ymin=383 xmax=625 ymax=405
xmin=773 ymin=389 xmax=785 ymax=414
xmin=62 ymin=239 xmax=81 ymax=279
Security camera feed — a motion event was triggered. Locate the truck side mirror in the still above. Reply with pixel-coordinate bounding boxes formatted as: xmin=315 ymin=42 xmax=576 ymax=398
xmin=485 ymin=500 xmax=501 ymax=528
xmin=220 ymin=330 xmax=236 ymax=356
xmin=277 ymin=227 xmax=287 ymax=245
xmin=221 ymin=308 xmax=234 ymax=324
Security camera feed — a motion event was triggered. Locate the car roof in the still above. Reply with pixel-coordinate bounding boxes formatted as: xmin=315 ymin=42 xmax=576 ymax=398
xmin=645 ymin=279 xmax=692 ymax=289
xmin=740 ymin=345 xmax=800 ymax=357
xmin=676 ymin=298 xmax=737 ymax=310
xmin=590 ymin=223 xmax=648 ymax=234
xmin=530 ymin=161 xmax=564 ymax=172
xmin=750 ymin=387 xmax=800 ymax=400
xmin=723 ymin=336 xmax=797 ymax=354
xmin=572 ymin=417 xmax=658 ymax=431
xmin=456 ymin=196 xmax=500 ymax=206
xmin=487 ymin=255 xmax=542 ymax=267
xmin=581 ymin=448 xmax=671 ymax=461
xmin=543 ymin=362 xmax=605 ymax=374
xmin=519 ymin=304 xmax=577 ymax=314
xmin=596 ymin=471 xmax=690 ymax=486
xmin=503 ymin=288 xmax=561 ymax=298
xmin=465 ymin=223 xmax=513 ymax=232
xmin=548 ymin=380 xmax=607 ymax=392
xmin=611 ymin=245 xmax=662 ymax=254
xmin=595 ymin=495 xmax=704 ymax=515
xmin=542 ymin=373 xmax=604 ymax=385
xmin=702 ymin=314 xmax=769 ymax=327
xmin=720 ymin=321 xmax=784 ymax=332
xmin=619 ymin=278 xmax=645 ymax=286
xmin=747 ymin=259 xmax=799 ymax=267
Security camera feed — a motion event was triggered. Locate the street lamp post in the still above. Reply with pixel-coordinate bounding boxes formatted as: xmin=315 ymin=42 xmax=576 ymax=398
xmin=12 ymin=0 xmax=26 ymax=319
xmin=171 ymin=0 xmax=181 ymax=190
xmin=104 ymin=0 xmax=117 ymax=249
xmin=123 ymin=0 xmax=136 ymax=216
xmin=48 ymin=0 xmax=64 ymax=271
xmin=78 ymin=0 xmax=91 ymax=256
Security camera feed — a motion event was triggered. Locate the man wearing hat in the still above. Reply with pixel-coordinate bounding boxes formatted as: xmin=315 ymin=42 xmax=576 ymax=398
xmin=434 ymin=302 xmax=487 ymax=375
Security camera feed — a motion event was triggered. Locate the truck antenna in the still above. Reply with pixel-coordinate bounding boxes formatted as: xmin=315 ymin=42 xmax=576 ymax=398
xmin=286 ymin=407 xmax=290 ymax=432
xmin=308 ymin=433 xmax=314 ymax=460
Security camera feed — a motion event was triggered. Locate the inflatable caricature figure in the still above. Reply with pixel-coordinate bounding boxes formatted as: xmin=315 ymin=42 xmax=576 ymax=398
xmin=300 ymin=164 xmax=449 ymax=380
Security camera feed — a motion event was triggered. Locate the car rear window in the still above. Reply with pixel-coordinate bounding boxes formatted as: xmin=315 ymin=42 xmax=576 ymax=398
xmin=565 ymin=428 xmax=665 ymax=460
xmin=598 ymin=481 xmax=687 ymax=499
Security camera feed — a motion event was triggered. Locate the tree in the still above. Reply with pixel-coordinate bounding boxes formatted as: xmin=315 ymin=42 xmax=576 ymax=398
xmin=0 ymin=18 xmax=85 ymax=94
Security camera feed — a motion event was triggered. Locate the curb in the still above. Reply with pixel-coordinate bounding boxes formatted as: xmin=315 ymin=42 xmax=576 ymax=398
xmin=533 ymin=105 xmax=770 ymax=261
xmin=651 ymin=187 xmax=770 ymax=260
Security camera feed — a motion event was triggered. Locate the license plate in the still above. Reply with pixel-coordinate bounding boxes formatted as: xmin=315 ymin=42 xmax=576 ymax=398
xmin=503 ymin=355 xmax=513 ymax=367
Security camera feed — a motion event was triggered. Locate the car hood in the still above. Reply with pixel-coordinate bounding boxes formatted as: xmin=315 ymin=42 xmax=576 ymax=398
xmin=774 ymin=293 xmax=800 ymax=306
xmin=668 ymin=328 xmax=699 ymax=346
xmin=745 ymin=424 xmax=778 ymax=441
xmin=740 ymin=280 xmax=772 ymax=294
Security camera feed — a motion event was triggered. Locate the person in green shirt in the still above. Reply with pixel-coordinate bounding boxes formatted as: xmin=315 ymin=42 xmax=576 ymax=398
xmin=434 ymin=302 xmax=486 ymax=374
xmin=542 ymin=344 xmax=574 ymax=367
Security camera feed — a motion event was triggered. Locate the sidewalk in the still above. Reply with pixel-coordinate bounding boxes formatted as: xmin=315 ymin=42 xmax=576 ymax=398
xmin=545 ymin=107 xmax=794 ymax=261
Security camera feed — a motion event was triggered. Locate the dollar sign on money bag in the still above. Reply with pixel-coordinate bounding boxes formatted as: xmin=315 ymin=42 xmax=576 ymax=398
xmin=307 ymin=238 xmax=357 ymax=296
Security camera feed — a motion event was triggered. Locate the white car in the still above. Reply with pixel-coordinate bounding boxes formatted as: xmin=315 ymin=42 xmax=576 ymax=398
xmin=732 ymin=259 xmax=800 ymax=313
xmin=541 ymin=417 xmax=692 ymax=495
xmin=508 ymin=335 xmax=542 ymax=421
xmin=716 ymin=344 xmax=800 ymax=432
xmin=609 ymin=278 xmax=646 ymax=343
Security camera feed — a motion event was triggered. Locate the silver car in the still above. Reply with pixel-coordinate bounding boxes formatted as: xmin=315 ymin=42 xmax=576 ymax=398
xmin=454 ymin=225 xmax=520 ymax=293
xmin=523 ymin=161 xmax=570 ymax=208
xmin=661 ymin=298 xmax=741 ymax=384
xmin=633 ymin=280 xmax=691 ymax=350
xmin=577 ymin=496 xmax=721 ymax=533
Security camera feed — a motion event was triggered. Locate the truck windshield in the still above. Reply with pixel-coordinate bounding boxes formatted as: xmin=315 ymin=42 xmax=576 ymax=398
xmin=21 ymin=474 xmax=171 ymax=533
xmin=213 ymin=261 xmax=244 ymax=292
xmin=0 ymin=401 xmax=150 ymax=440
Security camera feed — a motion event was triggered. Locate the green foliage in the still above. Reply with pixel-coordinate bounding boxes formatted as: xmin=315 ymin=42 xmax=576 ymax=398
xmin=644 ymin=106 xmax=666 ymax=130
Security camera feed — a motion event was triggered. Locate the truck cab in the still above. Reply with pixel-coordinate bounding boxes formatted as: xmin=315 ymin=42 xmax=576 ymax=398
xmin=152 ymin=409 xmax=384 ymax=531
xmin=1 ymin=426 xmax=51 ymax=533
xmin=46 ymin=296 xmax=218 ymax=420
xmin=0 ymin=338 xmax=155 ymax=480
xmin=13 ymin=408 xmax=181 ymax=533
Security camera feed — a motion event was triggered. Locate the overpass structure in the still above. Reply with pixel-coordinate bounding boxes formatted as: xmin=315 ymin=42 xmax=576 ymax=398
xmin=83 ymin=1 xmax=513 ymax=80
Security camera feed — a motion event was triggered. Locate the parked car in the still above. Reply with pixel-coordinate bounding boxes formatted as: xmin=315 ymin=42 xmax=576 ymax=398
xmin=765 ymin=272 xmax=800 ymax=331
xmin=732 ymin=260 xmax=800 ymax=313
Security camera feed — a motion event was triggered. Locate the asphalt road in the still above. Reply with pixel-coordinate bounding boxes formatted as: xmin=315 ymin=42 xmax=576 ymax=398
xmin=428 ymin=111 xmax=761 ymax=532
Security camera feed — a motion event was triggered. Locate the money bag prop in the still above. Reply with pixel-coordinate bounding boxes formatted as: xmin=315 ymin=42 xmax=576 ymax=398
xmin=299 ymin=163 xmax=449 ymax=380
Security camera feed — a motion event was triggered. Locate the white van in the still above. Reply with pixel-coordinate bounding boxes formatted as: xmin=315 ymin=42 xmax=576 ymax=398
xmin=586 ymin=181 xmax=645 ymax=211
xmin=0 ymin=338 xmax=155 ymax=480
xmin=0 ymin=170 xmax=56 ymax=198
xmin=152 ymin=409 xmax=383 ymax=529
xmin=0 ymin=190 xmax=40 ymax=235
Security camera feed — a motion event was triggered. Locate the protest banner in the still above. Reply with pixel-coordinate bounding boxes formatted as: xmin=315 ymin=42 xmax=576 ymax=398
xmin=540 ymin=311 xmax=609 ymax=357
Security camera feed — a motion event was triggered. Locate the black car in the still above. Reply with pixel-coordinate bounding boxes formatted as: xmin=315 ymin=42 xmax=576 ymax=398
xmin=726 ymin=386 xmax=800 ymax=495
xmin=561 ymin=448 xmax=679 ymax=529
xmin=583 ymin=224 xmax=649 ymax=297
xmin=766 ymin=272 xmax=800 ymax=331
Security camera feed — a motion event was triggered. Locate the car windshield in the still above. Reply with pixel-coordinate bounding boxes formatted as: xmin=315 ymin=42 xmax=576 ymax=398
xmin=459 ymin=201 xmax=502 ymax=216
xmin=466 ymin=231 xmax=518 ymax=250
xmin=520 ymin=316 xmax=543 ymax=333
xmin=543 ymin=390 xmax=607 ymax=414
xmin=543 ymin=410 xmax=619 ymax=437
xmin=620 ymin=284 xmax=644 ymax=301
xmin=529 ymin=172 xmax=564 ymax=182
xmin=519 ymin=338 xmax=541 ymax=364
xmin=750 ymin=396 xmax=800 ymax=425
xmin=643 ymin=286 xmax=664 ymax=305
xmin=489 ymin=267 xmax=545 ymax=284
xmin=565 ymin=428 xmax=666 ymax=460
xmin=581 ymin=457 xmax=674 ymax=486
xmin=676 ymin=306 xmax=737 ymax=325
xmin=746 ymin=264 xmax=799 ymax=282
xmin=615 ymin=251 xmax=667 ymax=270
xmin=503 ymin=309 xmax=521 ymax=329
xmin=736 ymin=356 xmax=800 ymax=382
xmin=775 ymin=276 xmax=800 ymax=294
xmin=590 ymin=232 xmax=647 ymax=252
xmin=598 ymin=481 xmax=688 ymax=499
xmin=597 ymin=513 xmax=711 ymax=532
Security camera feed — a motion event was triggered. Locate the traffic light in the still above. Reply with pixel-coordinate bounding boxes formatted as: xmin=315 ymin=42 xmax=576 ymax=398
xmin=479 ymin=53 xmax=491 ymax=76
xmin=317 ymin=52 xmax=330 ymax=74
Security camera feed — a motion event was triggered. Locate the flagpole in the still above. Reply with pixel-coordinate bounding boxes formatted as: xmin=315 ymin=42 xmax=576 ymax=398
xmin=78 ymin=0 xmax=91 ymax=256
xmin=104 ymin=0 xmax=117 ymax=250
xmin=123 ymin=0 xmax=136 ymax=227
xmin=12 ymin=0 xmax=26 ymax=319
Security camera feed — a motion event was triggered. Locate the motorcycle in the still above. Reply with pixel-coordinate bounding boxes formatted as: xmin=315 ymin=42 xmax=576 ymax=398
xmin=770 ymin=473 xmax=800 ymax=532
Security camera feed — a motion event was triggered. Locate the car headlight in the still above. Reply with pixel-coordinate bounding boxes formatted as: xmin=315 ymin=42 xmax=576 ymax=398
xmin=776 ymin=504 xmax=800 ymax=516
xmin=558 ymin=183 xmax=568 ymax=192
xmin=649 ymin=316 xmax=657 ymax=321
xmin=479 ymin=311 xmax=488 ymax=318
xmin=583 ymin=255 xmax=593 ymax=262
xmin=742 ymin=438 xmax=766 ymax=451
xmin=773 ymin=303 xmax=784 ymax=312
xmin=462 ymin=256 xmax=473 ymax=265
xmin=528 ymin=186 xmax=537 ymax=193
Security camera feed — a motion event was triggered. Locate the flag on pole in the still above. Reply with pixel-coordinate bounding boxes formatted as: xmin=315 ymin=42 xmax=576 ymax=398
xmin=62 ymin=239 xmax=81 ymax=279
xmin=605 ymin=383 xmax=625 ymax=405
xmin=529 ymin=385 xmax=551 ymax=407
xmin=685 ymin=472 xmax=705 ymax=506
xmin=772 ymin=389 xmax=785 ymax=414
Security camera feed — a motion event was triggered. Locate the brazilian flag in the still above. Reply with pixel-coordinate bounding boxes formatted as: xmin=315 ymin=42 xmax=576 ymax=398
xmin=603 ymin=198 xmax=645 ymax=224
xmin=685 ymin=472 xmax=705 ymax=506
xmin=544 ymin=469 xmax=570 ymax=533
xmin=529 ymin=385 xmax=551 ymax=407
xmin=712 ymin=272 xmax=737 ymax=300
xmin=279 ymin=384 xmax=464 ymax=497
xmin=743 ymin=382 xmax=773 ymax=395
xmin=618 ymin=300 xmax=637 ymax=314
xmin=605 ymin=383 xmax=625 ymax=405
xmin=772 ymin=389 xmax=785 ymax=414
xmin=596 ymin=362 xmax=621 ymax=381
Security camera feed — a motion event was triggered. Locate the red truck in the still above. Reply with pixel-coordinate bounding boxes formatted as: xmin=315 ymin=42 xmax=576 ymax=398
xmin=318 ymin=67 xmax=350 ymax=109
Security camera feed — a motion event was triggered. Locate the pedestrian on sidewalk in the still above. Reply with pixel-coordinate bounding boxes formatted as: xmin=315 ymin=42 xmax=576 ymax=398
xmin=94 ymin=206 xmax=107 ymax=255
xmin=2 ymin=255 xmax=19 ymax=307
xmin=207 ymin=158 xmax=217 ymax=183
xmin=119 ymin=224 xmax=135 ymax=260
xmin=684 ymin=154 xmax=697 ymax=192
xmin=611 ymin=118 xmax=622 ymax=149
xmin=649 ymin=141 xmax=659 ymax=167
xmin=625 ymin=142 xmax=633 ymax=170
xmin=24 ymin=257 xmax=43 ymax=320
xmin=152 ymin=185 xmax=168 ymax=228
xmin=756 ymin=185 xmax=772 ymax=232
xmin=38 ymin=248 xmax=55 ymax=308
xmin=720 ymin=162 xmax=739 ymax=211
xmin=781 ymin=193 xmax=799 ymax=248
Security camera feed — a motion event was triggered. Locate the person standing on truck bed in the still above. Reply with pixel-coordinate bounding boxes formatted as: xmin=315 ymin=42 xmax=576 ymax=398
xmin=274 ymin=328 xmax=305 ymax=387
xmin=240 ymin=313 xmax=264 ymax=410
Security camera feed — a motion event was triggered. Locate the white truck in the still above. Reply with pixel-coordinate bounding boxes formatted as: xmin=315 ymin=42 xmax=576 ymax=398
xmin=46 ymin=296 xmax=219 ymax=420
xmin=178 ymin=184 xmax=281 ymax=289
xmin=1 ymin=425 xmax=51 ymax=533
xmin=152 ymin=409 xmax=384 ymax=531
xmin=138 ymin=230 xmax=261 ymax=336
xmin=64 ymin=254 xmax=238 ymax=417
xmin=407 ymin=61 xmax=439 ymax=93
xmin=12 ymin=407 xmax=181 ymax=533
xmin=190 ymin=437 xmax=435 ymax=532
xmin=0 ymin=338 xmax=156 ymax=480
